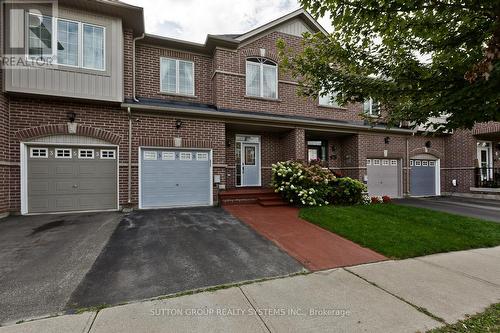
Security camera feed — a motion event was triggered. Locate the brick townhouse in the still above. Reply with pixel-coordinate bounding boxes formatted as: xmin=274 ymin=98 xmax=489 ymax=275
xmin=0 ymin=0 xmax=498 ymax=217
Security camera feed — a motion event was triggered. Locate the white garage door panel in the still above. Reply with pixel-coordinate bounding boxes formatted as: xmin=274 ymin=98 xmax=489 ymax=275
xmin=367 ymin=159 xmax=401 ymax=198
xmin=140 ymin=149 xmax=212 ymax=209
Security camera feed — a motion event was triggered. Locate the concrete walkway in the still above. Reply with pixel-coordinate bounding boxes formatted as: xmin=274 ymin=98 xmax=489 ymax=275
xmin=224 ymin=204 xmax=387 ymax=270
xmin=2 ymin=246 xmax=499 ymax=333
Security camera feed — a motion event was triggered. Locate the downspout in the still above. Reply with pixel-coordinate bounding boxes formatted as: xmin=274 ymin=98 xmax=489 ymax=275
xmin=132 ymin=33 xmax=145 ymax=102
xmin=128 ymin=33 xmax=145 ymax=206
xmin=127 ymin=107 xmax=132 ymax=204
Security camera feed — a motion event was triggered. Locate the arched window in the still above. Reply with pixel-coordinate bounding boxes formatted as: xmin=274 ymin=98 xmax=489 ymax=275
xmin=245 ymin=57 xmax=278 ymax=99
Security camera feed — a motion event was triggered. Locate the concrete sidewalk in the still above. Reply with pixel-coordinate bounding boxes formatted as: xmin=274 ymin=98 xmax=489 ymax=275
xmin=2 ymin=247 xmax=499 ymax=333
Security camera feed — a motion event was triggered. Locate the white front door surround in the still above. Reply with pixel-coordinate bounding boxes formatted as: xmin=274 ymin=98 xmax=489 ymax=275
xmin=236 ymin=135 xmax=261 ymax=187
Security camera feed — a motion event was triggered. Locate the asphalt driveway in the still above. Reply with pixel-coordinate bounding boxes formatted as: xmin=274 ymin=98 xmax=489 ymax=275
xmin=0 ymin=207 xmax=302 ymax=325
xmin=0 ymin=212 xmax=123 ymax=324
xmin=67 ymin=207 xmax=303 ymax=309
xmin=393 ymin=196 xmax=500 ymax=222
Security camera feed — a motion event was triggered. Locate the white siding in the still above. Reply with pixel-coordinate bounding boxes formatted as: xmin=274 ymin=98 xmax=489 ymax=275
xmin=273 ymin=18 xmax=314 ymax=37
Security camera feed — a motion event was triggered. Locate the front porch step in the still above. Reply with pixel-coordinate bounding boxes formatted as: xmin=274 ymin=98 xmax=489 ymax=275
xmin=258 ymin=199 xmax=288 ymax=207
xmin=220 ymin=188 xmax=287 ymax=206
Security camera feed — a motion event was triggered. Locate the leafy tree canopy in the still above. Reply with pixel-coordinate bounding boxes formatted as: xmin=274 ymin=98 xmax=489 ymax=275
xmin=277 ymin=0 xmax=500 ymax=130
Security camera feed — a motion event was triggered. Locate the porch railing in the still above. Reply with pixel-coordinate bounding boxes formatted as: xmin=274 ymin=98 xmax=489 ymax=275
xmin=474 ymin=167 xmax=500 ymax=188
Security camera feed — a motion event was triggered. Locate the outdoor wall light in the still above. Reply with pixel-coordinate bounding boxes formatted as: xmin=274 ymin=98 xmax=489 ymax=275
xmin=384 ymin=137 xmax=390 ymax=144
xmin=425 ymin=140 xmax=432 ymax=148
xmin=67 ymin=112 xmax=76 ymax=123
xmin=175 ymin=119 xmax=183 ymax=129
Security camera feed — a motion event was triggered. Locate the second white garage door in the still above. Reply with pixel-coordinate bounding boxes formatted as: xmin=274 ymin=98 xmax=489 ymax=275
xmin=366 ymin=159 xmax=401 ymax=198
xmin=140 ymin=148 xmax=212 ymax=209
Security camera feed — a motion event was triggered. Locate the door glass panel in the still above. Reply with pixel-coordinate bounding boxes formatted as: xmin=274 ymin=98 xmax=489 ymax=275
xmin=235 ymin=142 xmax=241 ymax=186
xmin=244 ymin=146 xmax=256 ymax=165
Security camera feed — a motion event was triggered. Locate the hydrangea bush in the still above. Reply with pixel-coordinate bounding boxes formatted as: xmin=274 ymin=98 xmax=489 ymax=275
xmin=329 ymin=177 xmax=367 ymax=205
xmin=271 ymin=161 xmax=335 ymax=206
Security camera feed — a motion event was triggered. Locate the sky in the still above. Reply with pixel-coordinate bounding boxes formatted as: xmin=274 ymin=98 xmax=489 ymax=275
xmin=122 ymin=0 xmax=333 ymax=43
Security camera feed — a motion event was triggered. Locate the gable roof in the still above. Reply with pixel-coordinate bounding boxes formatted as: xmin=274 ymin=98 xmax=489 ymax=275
xmin=141 ymin=8 xmax=327 ymax=54
xmin=234 ymin=8 xmax=328 ymax=42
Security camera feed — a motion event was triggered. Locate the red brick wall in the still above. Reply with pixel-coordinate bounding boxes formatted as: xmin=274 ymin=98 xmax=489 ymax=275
xmin=0 ymin=68 xmax=9 ymax=214
xmin=124 ymin=29 xmax=134 ymax=99
xmin=135 ymin=44 xmax=213 ymax=104
xmin=213 ymin=32 xmax=364 ymax=121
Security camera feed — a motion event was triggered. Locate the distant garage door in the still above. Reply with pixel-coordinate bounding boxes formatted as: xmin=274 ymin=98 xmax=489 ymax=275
xmin=140 ymin=148 xmax=212 ymax=209
xmin=410 ymin=159 xmax=437 ymax=196
xmin=366 ymin=158 xmax=401 ymax=198
xmin=27 ymin=146 xmax=117 ymax=213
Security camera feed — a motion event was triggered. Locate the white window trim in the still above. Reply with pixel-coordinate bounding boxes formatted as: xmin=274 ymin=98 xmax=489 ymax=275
xmin=82 ymin=23 xmax=106 ymax=71
xmin=179 ymin=152 xmax=192 ymax=161
xmin=78 ymin=149 xmax=95 ymax=159
xmin=143 ymin=151 xmax=157 ymax=160
xmin=161 ymin=152 xmax=175 ymax=160
xmin=318 ymin=90 xmax=340 ymax=107
xmin=160 ymin=57 xmax=195 ymax=96
xmin=100 ymin=149 xmax=116 ymax=159
xmin=245 ymin=58 xmax=278 ymax=99
xmin=364 ymin=98 xmax=381 ymax=116
xmin=25 ymin=12 xmax=106 ymax=71
xmin=54 ymin=18 xmax=80 ymax=68
xmin=30 ymin=147 xmax=48 ymax=158
xmin=55 ymin=148 xmax=72 ymax=159
xmin=196 ymin=152 xmax=209 ymax=161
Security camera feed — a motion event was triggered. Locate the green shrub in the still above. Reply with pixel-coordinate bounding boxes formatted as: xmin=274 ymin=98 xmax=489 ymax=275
xmin=329 ymin=177 xmax=367 ymax=205
xmin=271 ymin=161 xmax=335 ymax=206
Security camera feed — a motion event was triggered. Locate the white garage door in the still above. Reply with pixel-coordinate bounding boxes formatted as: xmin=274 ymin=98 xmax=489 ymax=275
xmin=140 ymin=148 xmax=212 ymax=209
xmin=366 ymin=159 xmax=401 ymax=198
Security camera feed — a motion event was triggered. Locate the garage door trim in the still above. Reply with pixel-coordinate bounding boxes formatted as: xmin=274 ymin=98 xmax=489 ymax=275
xmin=20 ymin=141 xmax=120 ymax=215
xmin=138 ymin=146 xmax=213 ymax=209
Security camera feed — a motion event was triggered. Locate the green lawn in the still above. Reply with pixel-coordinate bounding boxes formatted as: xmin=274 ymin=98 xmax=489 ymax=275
xmin=427 ymin=303 xmax=499 ymax=333
xmin=299 ymin=204 xmax=500 ymax=259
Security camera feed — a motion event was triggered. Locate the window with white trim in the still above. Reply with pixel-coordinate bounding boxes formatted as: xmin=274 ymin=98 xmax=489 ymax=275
xmin=27 ymin=13 xmax=106 ymax=70
xmin=319 ymin=90 xmax=340 ymax=107
xmin=100 ymin=150 xmax=116 ymax=159
xmin=160 ymin=58 xmax=194 ymax=95
xmin=390 ymin=160 xmax=398 ymax=166
xmin=143 ymin=151 xmax=157 ymax=160
xmin=422 ymin=160 xmax=429 ymax=166
xmin=366 ymin=159 xmax=371 ymax=165
xmin=78 ymin=149 xmax=94 ymax=159
xmin=415 ymin=160 xmax=421 ymax=166
xmin=382 ymin=159 xmax=389 ymax=166
xmin=162 ymin=152 xmax=175 ymax=160
xmin=363 ymin=98 xmax=380 ymax=116
xmin=30 ymin=147 xmax=48 ymax=158
xmin=429 ymin=161 xmax=435 ymax=167
xmin=373 ymin=159 xmax=380 ymax=165
xmin=196 ymin=152 xmax=209 ymax=161
xmin=179 ymin=152 xmax=192 ymax=161
xmin=57 ymin=19 xmax=79 ymax=66
xmin=28 ymin=14 xmax=53 ymax=60
xmin=55 ymin=148 xmax=72 ymax=158
xmin=83 ymin=24 xmax=105 ymax=70
xmin=246 ymin=57 xmax=277 ymax=99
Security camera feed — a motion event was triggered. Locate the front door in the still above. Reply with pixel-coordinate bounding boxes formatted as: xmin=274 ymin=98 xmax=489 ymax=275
xmin=477 ymin=141 xmax=492 ymax=180
xmin=241 ymin=142 xmax=260 ymax=186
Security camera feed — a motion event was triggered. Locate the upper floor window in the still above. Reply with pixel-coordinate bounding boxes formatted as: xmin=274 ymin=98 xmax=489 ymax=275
xmin=319 ymin=90 xmax=340 ymax=108
xmin=27 ymin=13 xmax=105 ymax=71
xmin=363 ymin=98 xmax=380 ymax=116
xmin=28 ymin=14 xmax=53 ymax=60
xmin=246 ymin=57 xmax=277 ymax=99
xmin=160 ymin=58 xmax=195 ymax=96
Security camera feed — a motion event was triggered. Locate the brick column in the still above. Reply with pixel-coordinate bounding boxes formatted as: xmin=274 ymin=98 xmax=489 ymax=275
xmin=281 ymin=128 xmax=306 ymax=162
